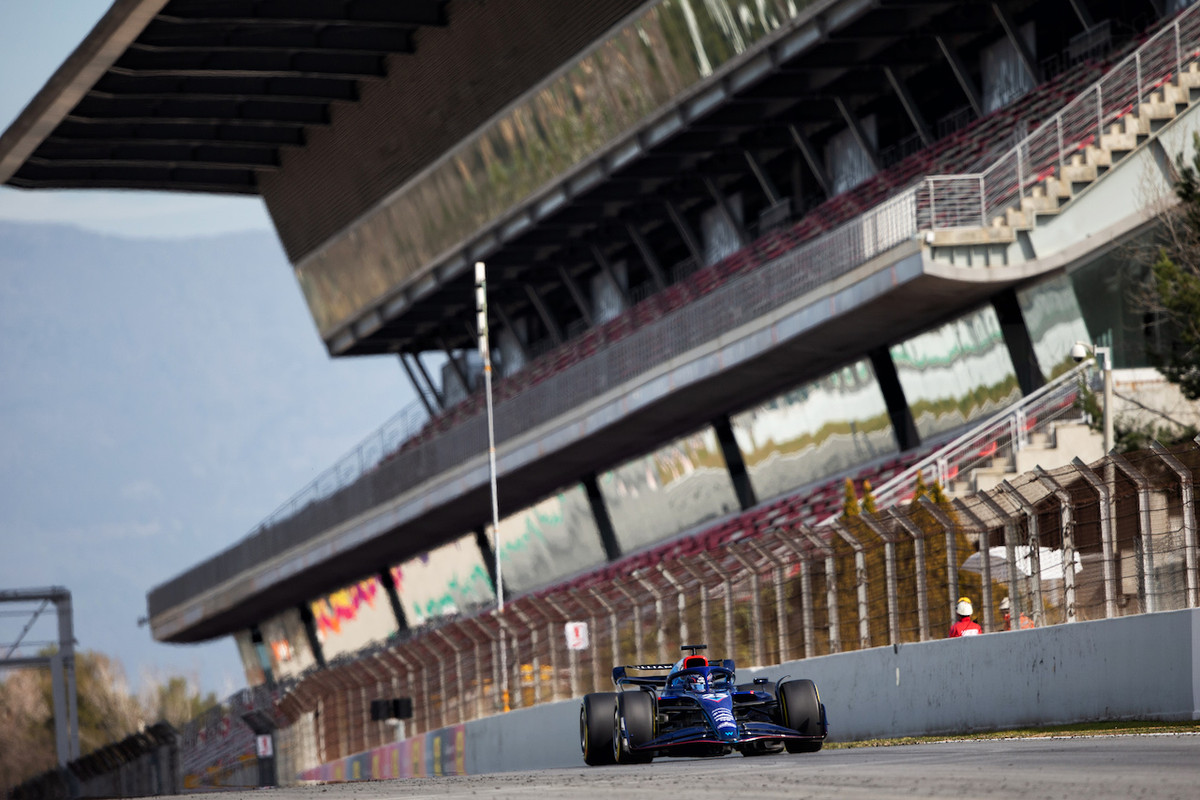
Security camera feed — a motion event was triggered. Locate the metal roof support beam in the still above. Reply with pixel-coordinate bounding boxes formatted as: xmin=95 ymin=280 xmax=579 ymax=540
xmin=377 ymin=567 xmax=408 ymax=634
xmin=523 ymin=283 xmax=563 ymax=347
xmin=398 ymin=352 xmax=440 ymax=417
xmin=883 ymin=66 xmax=932 ymax=148
xmin=788 ymin=124 xmax=831 ymax=199
xmin=1071 ymin=457 xmax=1117 ymax=618
xmin=491 ymin=300 xmax=532 ymax=365
xmin=624 ymin=222 xmax=668 ymax=293
xmin=701 ymin=176 xmax=748 ymax=250
xmin=742 ymin=148 xmax=781 ymax=206
xmin=410 ymin=351 xmax=445 ymax=412
xmin=1109 ymin=452 xmax=1158 ymax=613
xmin=1034 ymin=467 xmax=1077 ymax=623
xmin=590 ymin=243 xmax=632 ymax=308
xmin=991 ymin=3 xmax=1043 ymax=85
xmin=664 ymin=199 xmax=703 ymax=266
xmin=936 ymin=36 xmax=983 ymax=119
xmin=437 ymin=336 xmax=472 ymax=399
xmin=556 ymin=265 xmax=593 ymax=329
xmin=298 ymin=603 xmax=326 ymax=668
xmin=834 ymin=96 xmax=881 ymax=175
xmin=999 ymin=481 xmax=1046 ymax=627
xmin=1148 ymin=441 xmax=1197 ymax=607
xmin=1068 ymin=0 xmax=1096 ymax=30
xmin=949 ymin=500 xmax=994 ymax=632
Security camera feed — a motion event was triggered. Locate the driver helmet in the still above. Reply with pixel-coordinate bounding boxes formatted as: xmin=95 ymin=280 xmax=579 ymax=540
xmin=686 ymin=673 xmax=706 ymax=692
xmin=956 ymin=597 xmax=973 ymax=617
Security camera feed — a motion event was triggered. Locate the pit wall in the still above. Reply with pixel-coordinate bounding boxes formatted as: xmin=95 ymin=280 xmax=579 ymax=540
xmin=299 ymin=609 xmax=1200 ymax=780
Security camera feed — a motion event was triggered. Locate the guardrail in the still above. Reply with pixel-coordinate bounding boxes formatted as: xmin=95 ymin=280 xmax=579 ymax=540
xmin=919 ymin=3 xmax=1200 ymax=230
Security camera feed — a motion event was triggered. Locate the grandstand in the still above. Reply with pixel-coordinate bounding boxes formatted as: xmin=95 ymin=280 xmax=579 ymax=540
xmin=4 ymin=0 xmax=1200 ymax=788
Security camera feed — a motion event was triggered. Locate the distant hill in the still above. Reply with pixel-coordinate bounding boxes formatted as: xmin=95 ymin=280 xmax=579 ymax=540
xmin=0 ymin=221 xmax=409 ymax=696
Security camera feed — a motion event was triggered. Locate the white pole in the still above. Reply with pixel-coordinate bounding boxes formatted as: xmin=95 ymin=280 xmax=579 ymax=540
xmin=475 ymin=261 xmax=503 ymax=611
xmin=1097 ymin=346 xmax=1113 ymax=454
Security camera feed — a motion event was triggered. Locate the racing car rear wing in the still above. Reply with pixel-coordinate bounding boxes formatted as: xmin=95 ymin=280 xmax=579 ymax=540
xmin=612 ymin=659 xmax=738 ymax=687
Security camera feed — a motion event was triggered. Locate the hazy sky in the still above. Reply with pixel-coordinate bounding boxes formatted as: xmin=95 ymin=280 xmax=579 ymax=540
xmin=0 ymin=4 xmax=416 ymax=697
xmin=0 ymin=1 xmax=273 ymax=238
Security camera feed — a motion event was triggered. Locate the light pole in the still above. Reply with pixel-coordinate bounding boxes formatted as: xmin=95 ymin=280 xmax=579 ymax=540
xmin=476 ymin=261 xmax=503 ymax=611
xmin=1071 ymin=341 xmax=1113 ymax=453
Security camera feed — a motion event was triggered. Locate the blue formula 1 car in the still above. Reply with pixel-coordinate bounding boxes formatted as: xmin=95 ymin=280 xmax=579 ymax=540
xmin=580 ymin=644 xmax=827 ymax=765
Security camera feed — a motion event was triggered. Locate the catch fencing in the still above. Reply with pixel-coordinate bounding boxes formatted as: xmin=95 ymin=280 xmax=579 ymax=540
xmin=272 ymin=439 xmax=1200 ymax=771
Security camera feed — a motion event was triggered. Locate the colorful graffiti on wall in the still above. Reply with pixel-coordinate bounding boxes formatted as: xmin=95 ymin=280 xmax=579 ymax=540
xmin=311 ymin=578 xmax=380 ymax=636
xmin=298 ymin=725 xmax=467 ymax=782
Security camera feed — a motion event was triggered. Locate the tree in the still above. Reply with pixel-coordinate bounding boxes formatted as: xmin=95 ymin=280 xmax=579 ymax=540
xmin=1141 ymin=131 xmax=1200 ymax=399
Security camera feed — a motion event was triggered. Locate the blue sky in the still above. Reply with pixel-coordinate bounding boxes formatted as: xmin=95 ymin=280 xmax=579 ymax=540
xmin=0 ymin=4 xmax=416 ymax=698
xmin=0 ymin=1 xmax=272 ymax=238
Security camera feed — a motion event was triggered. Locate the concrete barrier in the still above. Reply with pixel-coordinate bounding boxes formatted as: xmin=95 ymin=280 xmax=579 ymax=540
xmin=303 ymin=609 xmax=1200 ymax=779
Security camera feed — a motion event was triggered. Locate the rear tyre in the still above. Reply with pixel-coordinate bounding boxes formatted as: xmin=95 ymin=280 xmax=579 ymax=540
xmin=613 ymin=691 xmax=655 ymax=764
xmin=778 ymin=679 xmax=825 ymax=753
xmin=580 ymin=693 xmax=618 ymax=766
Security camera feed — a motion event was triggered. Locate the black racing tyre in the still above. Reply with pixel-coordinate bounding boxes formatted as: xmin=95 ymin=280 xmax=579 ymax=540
xmin=613 ymin=690 xmax=655 ymax=764
xmin=580 ymin=693 xmax=618 ymax=766
xmin=778 ymin=679 xmax=825 ymax=753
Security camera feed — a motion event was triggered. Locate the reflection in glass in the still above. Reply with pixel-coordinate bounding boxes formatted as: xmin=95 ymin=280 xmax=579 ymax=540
xmin=309 ymin=576 xmax=398 ymax=661
xmin=600 ymin=426 xmax=738 ymax=554
xmin=258 ymin=608 xmax=317 ymax=681
xmin=731 ymin=360 xmax=897 ymax=502
xmin=1069 ymin=246 xmax=1156 ymax=369
xmin=495 ymin=484 xmax=607 ymax=595
xmin=296 ymin=0 xmax=821 ymax=336
xmin=891 ymin=305 xmax=1022 ymax=442
xmin=394 ymin=534 xmax=495 ymax=626
xmin=1017 ymin=273 xmax=1092 ymax=380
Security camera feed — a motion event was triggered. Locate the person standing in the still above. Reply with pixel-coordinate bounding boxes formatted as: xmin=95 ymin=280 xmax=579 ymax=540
xmin=1000 ymin=597 xmax=1034 ymax=630
xmin=948 ymin=596 xmax=983 ymax=637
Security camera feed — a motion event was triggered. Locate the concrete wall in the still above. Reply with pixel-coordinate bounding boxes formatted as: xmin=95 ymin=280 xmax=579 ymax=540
xmin=299 ymin=610 xmax=1200 ymax=779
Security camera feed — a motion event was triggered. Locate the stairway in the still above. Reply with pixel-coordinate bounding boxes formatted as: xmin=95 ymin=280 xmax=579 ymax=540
xmin=956 ymin=421 xmax=1104 ymax=496
xmin=991 ymin=61 xmax=1200 ymax=232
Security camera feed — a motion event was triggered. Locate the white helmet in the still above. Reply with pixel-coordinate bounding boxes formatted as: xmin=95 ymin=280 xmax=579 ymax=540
xmin=956 ymin=597 xmax=973 ymax=617
xmin=999 ymin=597 xmax=1011 ymax=611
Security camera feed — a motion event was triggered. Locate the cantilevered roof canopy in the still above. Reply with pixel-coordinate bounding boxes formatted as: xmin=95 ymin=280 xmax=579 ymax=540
xmin=0 ymin=0 xmax=447 ymax=194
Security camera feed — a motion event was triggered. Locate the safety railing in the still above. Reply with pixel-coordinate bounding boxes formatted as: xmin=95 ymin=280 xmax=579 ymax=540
xmin=920 ymin=2 xmax=1200 ymax=230
xmin=861 ymin=359 xmax=1096 ymax=514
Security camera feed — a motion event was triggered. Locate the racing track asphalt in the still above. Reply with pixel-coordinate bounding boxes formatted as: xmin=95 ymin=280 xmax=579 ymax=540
xmin=203 ymin=734 xmax=1200 ymax=800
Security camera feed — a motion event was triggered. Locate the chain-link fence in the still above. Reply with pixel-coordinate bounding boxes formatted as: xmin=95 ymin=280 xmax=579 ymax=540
xmin=273 ymin=439 xmax=1199 ymax=769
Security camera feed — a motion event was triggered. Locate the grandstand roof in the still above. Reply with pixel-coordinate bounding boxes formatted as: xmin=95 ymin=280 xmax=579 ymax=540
xmin=0 ymin=0 xmax=449 ymax=194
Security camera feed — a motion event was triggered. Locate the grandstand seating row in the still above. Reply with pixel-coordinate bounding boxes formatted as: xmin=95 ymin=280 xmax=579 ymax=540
xmin=386 ymin=47 xmax=1129 ymax=463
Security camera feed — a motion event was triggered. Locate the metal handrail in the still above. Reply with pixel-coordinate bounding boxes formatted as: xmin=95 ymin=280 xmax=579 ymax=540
xmin=838 ymin=359 xmax=1096 ymax=518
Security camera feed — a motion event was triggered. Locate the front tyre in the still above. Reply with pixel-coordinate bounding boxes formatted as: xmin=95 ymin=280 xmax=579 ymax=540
xmin=580 ymin=693 xmax=618 ymax=766
xmin=778 ymin=679 xmax=825 ymax=753
xmin=612 ymin=691 xmax=655 ymax=764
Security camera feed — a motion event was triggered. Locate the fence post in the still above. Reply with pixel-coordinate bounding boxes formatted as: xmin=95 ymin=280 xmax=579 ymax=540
xmin=612 ymin=580 xmax=644 ymax=664
xmin=699 ymin=551 xmax=736 ymax=661
xmin=677 ymin=558 xmax=712 ymax=651
xmin=999 ymin=481 xmax=1046 ymax=627
xmin=1110 ymin=452 xmax=1158 ymax=613
xmin=859 ymin=513 xmax=900 ymax=646
xmin=1034 ymin=467 xmax=1078 ymax=623
xmin=586 ymin=586 xmax=621 ymax=684
xmin=463 ymin=619 xmax=490 ymax=719
xmin=633 ymin=570 xmax=668 ymax=665
xmin=776 ymin=532 xmax=816 ymax=659
xmin=800 ymin=527 xmax=840 ymax=654
xmin=1070 ymin=457 xmax=1117 ymax=618
xmin=949 ymin=500 xmax=994 ymax=632
xmin=658 ymin=566 xmax=689 ymax=652
xmin=542 ymin=595 xmax=576 ymax=700
xmin=889 ymin=508 xmax=934 ymax=639
xmin=569 ymin=588 xmax=603 ymax=694
xmin=976 ymin=491 xmax=1025 ymax=627
xmin=830 ymin=519 xmax=870 ymax=650
xmin=1149 ymin=440 xmax=1198 ymax=608
xmin=918 ymin=495 xmax=960 ymax=622
xmin=749 ymin=537 xmax=790 ymax=664
xmin=510 ymin=603 xmax=539 ymax=706
xmin=728 ymin=546 xmax=764 ymax=667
